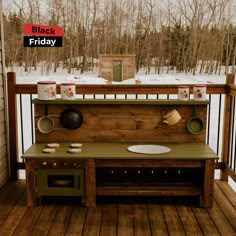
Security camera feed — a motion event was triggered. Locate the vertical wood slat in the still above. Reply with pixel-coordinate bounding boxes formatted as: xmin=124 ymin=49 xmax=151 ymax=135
xmin=221 ymin=73 xmax=235 ymax=181
xmin=85 ymin=159 xmax=96 ymax=207
xmin=7 ymin=72 xmax=18 ymax=180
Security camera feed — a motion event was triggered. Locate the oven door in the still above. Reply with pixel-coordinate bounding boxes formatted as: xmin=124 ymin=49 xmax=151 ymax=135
xmin=36 ymin=168 xmax=85 ymax=197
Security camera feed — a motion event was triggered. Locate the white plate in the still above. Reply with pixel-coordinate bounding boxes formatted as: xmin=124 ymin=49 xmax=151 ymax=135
xmin=127 ymin=145 xmax=171 ymax=154
xmin=70 ymin=143 xmax=83 ymax=148
xmin=68 ymin=148 xmax=82 ymax=154
xmin=47 ymin=143 xmax=60 ymax=148
xmin=43 ymin=148 xmax=56 ymax=153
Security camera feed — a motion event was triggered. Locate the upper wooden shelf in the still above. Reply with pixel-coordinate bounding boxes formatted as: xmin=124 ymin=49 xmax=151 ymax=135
xmin=32 ymin=98 xmax=209 ymax=105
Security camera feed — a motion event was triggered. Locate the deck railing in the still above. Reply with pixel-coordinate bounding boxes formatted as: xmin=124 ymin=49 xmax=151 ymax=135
xmin=6 ymin=72 xmax=235 ymax=184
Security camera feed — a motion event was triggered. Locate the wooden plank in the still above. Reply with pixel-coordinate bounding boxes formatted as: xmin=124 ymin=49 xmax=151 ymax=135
xmin=12 ymin=206 xmax=43 ymax=236
xmin=214 ymin=182 xmax=236 ymax=230
xmin=65 ymin=206 xmax=87 ymax=236
xmin=30 ymin=206 xmax=57 ymax=236
xmin=96 ymin=186 xmax=202 ymax=196
xmin=34 ymin=102 xmax=207 ymax=143
xmin=162 ymin=204 xmax=186 ymax=236
xmin=192 ymin=207 xmax=220 ymax=235
xmin=36 ymin=129 xmax=206 ymax=143
xmin=207 ymin=200 xmax=236 ymax=236
xmin=0 ymin=180 xmax=26 ymax=225
xmin=176 ymin=205 xmax=203 ymax=235
xmin=0 ymin=190 xmax=27 ymax=236
xmin=96 ymin=159 xmax=204 ymax=167
xmin=117 ymin=200 xmax=134 ymax=236
xmin=147 ymin=201 xmax=168 ymax=235
xmin=47 ymin=206 xmax=72 ymax=236
xmin=82 ymin=206 xmax=102 ymax=236
xmin=99 ymin=203 xmax=117 ymax=236
xmin=15 ymin=84 xmax=227 ymax=95
xmin=133 ymin=203 xmax=151 ymax=236
xmin=215 ymin=180 xmax=236 ymax=207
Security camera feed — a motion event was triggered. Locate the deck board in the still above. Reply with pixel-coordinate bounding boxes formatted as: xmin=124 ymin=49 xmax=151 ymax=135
xmin=0 ymin=180 xmax=235 ymax=236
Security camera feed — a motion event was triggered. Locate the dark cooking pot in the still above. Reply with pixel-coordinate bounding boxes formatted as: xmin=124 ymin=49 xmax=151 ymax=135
xmin=60 ymin=108 xmax=83 ymax=130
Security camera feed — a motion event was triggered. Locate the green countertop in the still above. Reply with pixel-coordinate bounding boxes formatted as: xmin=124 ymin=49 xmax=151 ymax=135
xmin=22 ymin=142 xmax=218 ymax=160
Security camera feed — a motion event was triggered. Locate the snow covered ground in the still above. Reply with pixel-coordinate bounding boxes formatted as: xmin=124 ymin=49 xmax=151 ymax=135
xmin=15 ymin=67 xmax=227 ymax=85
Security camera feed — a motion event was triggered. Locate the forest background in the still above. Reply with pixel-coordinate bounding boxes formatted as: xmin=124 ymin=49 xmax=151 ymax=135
xmin=2 ymin=0 xmax=236 ymax=76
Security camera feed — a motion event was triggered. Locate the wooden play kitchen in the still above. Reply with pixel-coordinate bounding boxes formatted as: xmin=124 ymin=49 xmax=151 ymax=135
xmin=22 ymin=98 xmax=218 ymax=208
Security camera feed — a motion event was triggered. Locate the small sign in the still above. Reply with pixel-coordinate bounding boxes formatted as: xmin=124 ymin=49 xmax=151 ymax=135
xmin=23 ymin=24 xmax=63 ymax=47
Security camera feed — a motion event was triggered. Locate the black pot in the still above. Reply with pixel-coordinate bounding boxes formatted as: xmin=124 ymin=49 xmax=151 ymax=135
xmin=60 ymin=108 xmax=83 ymax=130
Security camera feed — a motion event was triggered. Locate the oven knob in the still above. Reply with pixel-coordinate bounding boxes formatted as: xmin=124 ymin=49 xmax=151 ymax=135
xmin=41 ymin=161 xmax=47 ymax=166
xmin=52 ymin=162 xmax=57 ymax=167
xmin=73 ymin=163 xmax=77 ymax=167
xmin=63 ymin=162 xmax=68 ymax=167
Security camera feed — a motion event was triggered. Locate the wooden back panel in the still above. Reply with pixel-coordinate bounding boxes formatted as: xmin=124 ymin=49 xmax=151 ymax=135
xmin=35 ymin=102 xmax=207 ymax=143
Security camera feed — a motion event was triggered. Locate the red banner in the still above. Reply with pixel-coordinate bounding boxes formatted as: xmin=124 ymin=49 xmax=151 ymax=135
xmin=24 ymin=24 xmax=63 ymax=36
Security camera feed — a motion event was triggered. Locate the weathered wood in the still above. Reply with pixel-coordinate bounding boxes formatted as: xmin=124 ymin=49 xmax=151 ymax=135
xmin=7 ymin=72 xmax=18 ymax=180
xmin=221 ymin=73 xmax=235 ymax=181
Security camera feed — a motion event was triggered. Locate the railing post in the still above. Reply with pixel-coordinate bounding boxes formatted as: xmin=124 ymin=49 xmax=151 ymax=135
xmin=221 ymin=73 xmax=235 ymax=181
xmin=7 ymin=72 xmax=18 ymax=180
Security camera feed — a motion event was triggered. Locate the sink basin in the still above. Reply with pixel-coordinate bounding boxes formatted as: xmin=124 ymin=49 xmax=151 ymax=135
xmin=127 ymin=145 xmax=171 ymax=154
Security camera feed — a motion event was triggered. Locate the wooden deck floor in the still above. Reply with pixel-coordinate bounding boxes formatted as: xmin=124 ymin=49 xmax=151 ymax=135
xmin=0 ymin=180 xmax=235 ymax=236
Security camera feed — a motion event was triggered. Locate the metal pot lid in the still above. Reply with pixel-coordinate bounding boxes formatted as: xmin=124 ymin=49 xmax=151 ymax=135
xmin=60 ymin=108 xmax=83 ymax=130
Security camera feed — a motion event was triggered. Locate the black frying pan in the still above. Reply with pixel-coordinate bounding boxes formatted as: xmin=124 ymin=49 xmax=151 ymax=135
xmin=60 ymin=108 xmax=83 ymax=130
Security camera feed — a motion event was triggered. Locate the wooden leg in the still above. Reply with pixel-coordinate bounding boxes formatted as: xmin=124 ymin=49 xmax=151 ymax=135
xmin=25 ymin=160 xmax=37 ymax=207
xmin=85 ymin=159 xmax=96 ymax=207
xmin=203 ymin=160 xmax=215 ymax=207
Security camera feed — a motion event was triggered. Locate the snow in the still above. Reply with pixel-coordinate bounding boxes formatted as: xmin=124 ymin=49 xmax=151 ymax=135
xmin=13 ymin=66 xmax=226 ymax=84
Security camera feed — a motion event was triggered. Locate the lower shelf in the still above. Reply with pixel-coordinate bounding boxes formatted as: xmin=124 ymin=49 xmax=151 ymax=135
xmin=96 ymin=185 xmax=202 ymax=196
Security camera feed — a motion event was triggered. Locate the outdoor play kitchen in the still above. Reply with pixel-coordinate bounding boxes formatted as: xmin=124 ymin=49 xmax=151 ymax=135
xmin=21 ymin=81 xmax=218 ymax=208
